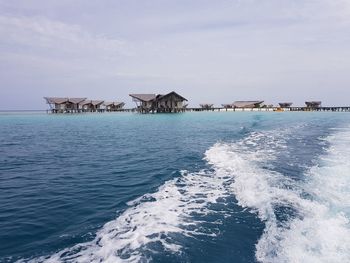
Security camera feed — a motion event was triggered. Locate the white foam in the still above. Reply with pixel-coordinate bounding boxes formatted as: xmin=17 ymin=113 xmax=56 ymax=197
xmin=205 ymin=128 xmax=350 ymax=263
xmin=28 ymin=126 xmax=350 ymax=263
xmin=30 ymin=169 xmax=233 ymax=262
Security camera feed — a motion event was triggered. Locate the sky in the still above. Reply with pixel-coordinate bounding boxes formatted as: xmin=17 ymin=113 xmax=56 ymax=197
xmin=0 ymin=0 xmax=350 ymax=109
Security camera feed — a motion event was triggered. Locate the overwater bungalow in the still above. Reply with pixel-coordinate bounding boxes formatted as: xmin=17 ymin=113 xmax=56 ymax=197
xmin=233 ymin=101 xmax=264 ymax=108
xmin=105 ymin=102 xmax=125 ymax=112
xmin=129 ymin=91 xmax=187 ymax=113
xmin=200 ymin=104 xmax=214 ymax=110
xmin=305 ymin=101 xmax=322 ymax=108
xmin=44 ymin=97 xmax=87 ymax=113
xmin=222 ymin=104 xmax=233 ymax=109
xmin=80 ymin=100 xmax=105 ymax=112
xmin=279 ymin=102 xmax=293 ymax=108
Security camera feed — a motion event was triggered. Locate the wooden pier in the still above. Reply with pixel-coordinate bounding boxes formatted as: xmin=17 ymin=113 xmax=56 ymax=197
xmin=185 ymin=107 xmax=350 ymax=112
xmin=289 ymin=107 xmax=350 ymax=112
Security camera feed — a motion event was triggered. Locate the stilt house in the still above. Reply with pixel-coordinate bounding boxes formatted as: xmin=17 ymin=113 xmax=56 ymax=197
xmin=80 ymin=100 xmax=105 ymax=112
xmin=305 ymin=101 xmax=322 ymax=108
xmin=200 ymin=104 xmax=214 ymax=110
xmin=44 ymin=97 xmax=87 ymax=113
xmin=129 ymin=91 xmax=187 ymax=113
xmin=232 ymin=101 xmax=264 ymax=108
xmin=279 ymin=102 xmax=293 ymax=108
xmin=105 ymin=102 xmax=125 ymax=112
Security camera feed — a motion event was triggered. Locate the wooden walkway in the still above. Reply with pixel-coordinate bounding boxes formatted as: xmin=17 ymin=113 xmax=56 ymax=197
xmin=289 ymin=107 xmax=350 ymax=112
xmin=185 ymin=107 xmax=350 ymax=112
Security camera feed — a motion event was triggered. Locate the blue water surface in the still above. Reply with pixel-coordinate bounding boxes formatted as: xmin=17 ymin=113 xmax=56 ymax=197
xmin=0 ymin=111 xmax=349 ymax=262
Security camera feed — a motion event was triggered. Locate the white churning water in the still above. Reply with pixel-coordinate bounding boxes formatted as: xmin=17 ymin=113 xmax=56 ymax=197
xmin=32 ymin=167 xmax=233 ymax=262
xmin=29 ymin=126 xmax=350 ymax=263
xmin=206 ymin=128 xmax=350 ymax=263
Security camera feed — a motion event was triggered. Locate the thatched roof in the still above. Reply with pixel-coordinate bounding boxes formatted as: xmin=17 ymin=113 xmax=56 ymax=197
xmin=130 ymin=92 xmax=187 ymax=102
xmin=222 ymin=104 xmax=233 ymax=108
xmin=200 ymin=103 xmax=214 ymax=108
xmin=80 ymin=100 xmax=104 ymax=106
xmin=44 ymin=97 xmax=86 ymax=104
xmin=69 ymin=98 xmax=88 ymax=104
xmin=279 ymin=102 xmax=293 ymax=107
xmin=157 ymin=91 xmax=188 ymax=101
xmin=129 ymin=94 xmax=156 ymax=102
xmin=233 ymin=101 xmax=264 ymax=108
xmin=104 ymin=102 xmax=125 ymax=107
xmin=305 ymin=101 xmax=321 ymax=107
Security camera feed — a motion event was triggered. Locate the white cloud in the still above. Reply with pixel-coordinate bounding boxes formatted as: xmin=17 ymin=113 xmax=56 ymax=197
xmin=0 ymin=14 xmax=133 ymax=56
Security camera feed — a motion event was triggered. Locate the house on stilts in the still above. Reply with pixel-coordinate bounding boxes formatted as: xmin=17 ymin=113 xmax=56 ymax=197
xmin=44 ymin=97 xmax=125 ymax=113
xmin=278 ymin=102 xmax=293 ymax=108
xmin=199 ymin=104 xmax=214 ymax=110
xmin=80 ymin=100 xmax=105 ymax=112
xmin=44 ymin=97 xmax=87 ymax=113
xmin=232 ymin=101 xmax=264 ymax=108
xmin=129 ymin=91 xmax=188 ymax=113
xmin=105 ymin=102 xmax=125 ymax=112
xmin=305 ymin=101 xmax=322 ymax=108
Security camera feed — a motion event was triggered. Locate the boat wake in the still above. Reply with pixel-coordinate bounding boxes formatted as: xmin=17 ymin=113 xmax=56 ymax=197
xmin=30 ymin=168 xmax=233 ymax=262
xmin=206 ymin=128 xmax=350 ymax=263
xmin=28 ymin=126 xmax=350 ymax=263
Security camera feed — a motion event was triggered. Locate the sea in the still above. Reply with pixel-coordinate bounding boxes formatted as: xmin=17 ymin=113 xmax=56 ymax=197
xmin=0 ymin=111 xmax=350 ymax=263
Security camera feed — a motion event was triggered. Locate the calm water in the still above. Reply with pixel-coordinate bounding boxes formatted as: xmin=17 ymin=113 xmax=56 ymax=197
xmin=1 ymin=112 xmax=350 ymax=263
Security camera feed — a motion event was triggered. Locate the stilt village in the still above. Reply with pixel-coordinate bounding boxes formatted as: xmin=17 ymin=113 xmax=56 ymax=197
xmin=44 ymin=91 xmax=350 ymax=114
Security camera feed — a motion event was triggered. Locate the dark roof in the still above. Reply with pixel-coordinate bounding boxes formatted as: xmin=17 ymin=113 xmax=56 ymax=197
xmin=129 ymin=94 xmax=156 ymax=102
xmin=305 ymin=101 xmax=322 ymax=106
xmin=233 ymin=101 xmax=264 ymax=108
xmin=104 ymin=102 xmax=125 ymax=106
xmin=157 ymin=91 xmax=188 ymax=101
xmin=279 ymin=102 xmax=293 ymax=107
xmin=200 ymin=104 xmax=214 ymax=108
xmin=80 ymin=100 xmax=104 ymax=106
xmin=69 ymin=98 xmax=87 ymax=104
xmin=44 ymin=97 xmax=86 ymax=104
xmin=129 ymin=92 xmax=187 ymax=102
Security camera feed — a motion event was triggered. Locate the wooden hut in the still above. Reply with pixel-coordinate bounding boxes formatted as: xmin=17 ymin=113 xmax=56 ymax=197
xmin=279 ymin=102 xmax=293 ymax=108
xmin=129 ymin=91 xmax=187 ymax=113
xmin=44 ymin=97 xmax=86 ymax=113
xmin=222 ymin=104 xmax=233 ymax=109
xmin=105 ymin=102 xmax=125 ymax=112
xmin=155 ymin=92 xmax=187 ymax=113
xmin=305 ymin=101 xmax=322 ymax=108
xmin=80 ymin=100 xmax=105 ymax=112
xmin=200 ymin=104 xmax=214 ymax=110
xmin=232 ymin=101 xmax=264 ymax=108
xmin=129 ymin=94 xmax=156 ymax=113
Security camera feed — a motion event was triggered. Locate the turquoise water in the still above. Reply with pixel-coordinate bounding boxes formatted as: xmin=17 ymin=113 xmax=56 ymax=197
xmin=1 ymin=112 xmax=350 ymax=262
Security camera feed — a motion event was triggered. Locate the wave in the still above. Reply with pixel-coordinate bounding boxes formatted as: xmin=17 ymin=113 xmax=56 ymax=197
xmin=206 ymin=128 xmax=350 ymax=263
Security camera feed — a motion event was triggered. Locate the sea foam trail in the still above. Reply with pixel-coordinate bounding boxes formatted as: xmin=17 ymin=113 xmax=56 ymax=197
xmin=206 ymin=128 xmax=350 ymax=263
xmin=27 ymin=128 xmax=294 ymax=262
xmin=28 ymin=128 xmax=293 ymax=263
xmin=28 ymin=126 xmax=350 ymax=263
xmin=29 ymin=171 xmax=232 ymax=262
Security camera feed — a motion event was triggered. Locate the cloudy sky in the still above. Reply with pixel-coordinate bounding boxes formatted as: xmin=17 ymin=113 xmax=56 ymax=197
xmin=1 ymin=0 xmax=350 ymax=109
